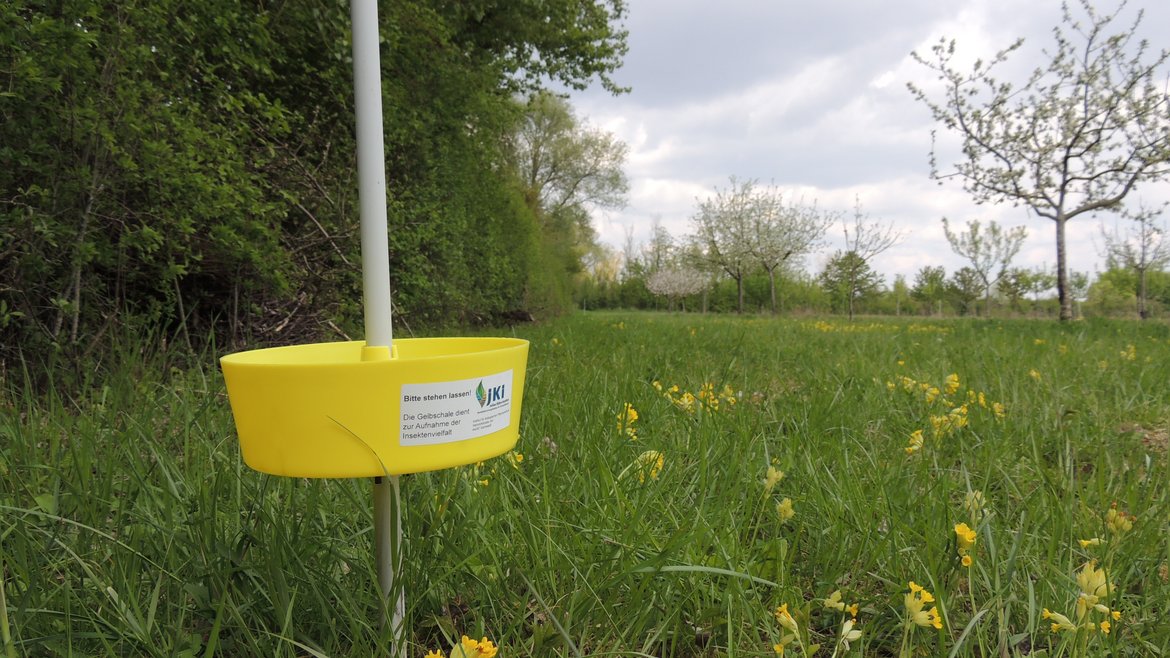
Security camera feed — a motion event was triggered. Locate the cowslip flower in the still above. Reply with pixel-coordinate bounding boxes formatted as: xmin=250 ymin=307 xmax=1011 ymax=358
xmin=774 ymin=604 xmax=799 ymax=633
xmin=455 ymin=636 xmax=499 ymax=658
xmin=617 ymin=403 xmax=639 ymax=440
xmin=1042 ymin=608 xmax=1077 ymax=633
xmin=944 ymin=373 xmax=960 ymax=395
xmin=905 ymin=582 xmax=942 ymax=630
xmin=823 ymin=590 xmax=859 ymax=618
xmin=838 ymin=618 xmax=863 ymax=651
xmin=776 ymin=498 xmax=795 ymax=524
xmin=1075 ymin=561 xmax=1113 ymax=620
xmin=955 ymin=522 xmax=977 ymax=567
xmin=905 ymin=429 xmax=925 ymax=455
xmin=636 ymin=450 xmax=665 ymax=483
xmin=963 ymin=490 xmax=986 ymax=521
xmin=762 ymin=466 xmax=785 ymax=492
xmin=1106 ymin=504 xmax=1135 ymax=534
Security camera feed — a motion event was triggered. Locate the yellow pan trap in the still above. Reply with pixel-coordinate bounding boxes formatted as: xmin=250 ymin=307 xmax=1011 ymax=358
xmin=221 ymin=337 xmax=529 ymax=477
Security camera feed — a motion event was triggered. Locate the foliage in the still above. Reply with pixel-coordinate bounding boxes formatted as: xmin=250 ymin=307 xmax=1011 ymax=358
xmin=507 ymin=92 xmax=629 ymax=317
xmin=909 ymin=0 xmax=1170 ymax=321
xmin=941 ymin=218 xmax=1027 ymax=313
xmin=947 ymin=267 xmax=983 ymax=315
xmin=1099 ymin=207 xmax=1170 ymax=319
xmin=912 ymin=266 xmax=949 ymax=316
xmin=819 ymin=251 xmax=883 ymax=315
xmin=0 ymin=0 xmax=630 ymax=368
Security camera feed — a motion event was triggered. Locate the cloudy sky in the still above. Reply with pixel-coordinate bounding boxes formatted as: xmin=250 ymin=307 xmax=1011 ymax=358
xmin=563 ymin=0 xmax=1170 ymax=283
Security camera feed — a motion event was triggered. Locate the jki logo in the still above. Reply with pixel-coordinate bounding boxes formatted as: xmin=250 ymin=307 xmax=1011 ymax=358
xmin=476 ymin=381 xmax=506 ymax=407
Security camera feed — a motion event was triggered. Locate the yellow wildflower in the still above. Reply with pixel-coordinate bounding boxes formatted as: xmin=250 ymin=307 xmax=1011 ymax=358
xmin=617 ymin=403 xmax=639 ymax=439
xmin=636 ymin=450 xmax=665 ymax=483
xmin=776 ymin=498 xmax=795 ymax=524
xmin=905 ymin=429 xmax=924 ymax=455
xmin=1076 ymin=561 xmax=1112 ymax=600
xmin=1105 ymin=505 xmax=1134 ymax=534
xmin=774 ymin=604 xmax=799 ymax=633
xmin=944 ymin=373 xmax=960 ymax=395
xmin=425 ymin=651 xmax=445 ymax=658
xmin=963 ymin=490 xmax=986 ymax=521
xmin=454 ymin=636 xmax=499 ymax=658
xmin=839 ymin=618 xmax=863 ymax=651
xmin=1028 ymin=369 xmax=1041 ymax=381
xmin=924 ymin=386 xmax=941 ymax=404
xmin=905 ymin=582 xmax=942 ymax=629
xmin=1100 ymin=619 xmax=1111 ymax=634
xmin=955 ymin=522 xmax=977 ymax=567
xmin=1120 ymin=344 xmax=1136 ymax=361
xmin=991 ymin=402 xmax=1006 ymax=419
xmin=1079 ymin=537 xmax=1103 ymax=549
xmin=1034 ymin=339 xmax=1046 ymax=346
xmin=823 ymin=590 xmax=845 ymax=612
xmin=1042 ymin=608 xmax=1077 ymax=633
xmin=763 ymin=466 xmax=785 ymax=492
xmin=507 ymin=452 xmax=524 ymax=469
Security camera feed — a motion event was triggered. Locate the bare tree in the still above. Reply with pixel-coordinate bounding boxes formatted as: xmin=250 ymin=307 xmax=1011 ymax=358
xmin=690 ymin=177 xmax=759 ymax=313
xmin=908 ymin=0 xmax=1170 ymax=321
xmin=1099 ymin=203 xmax=1170 ymax=319
xmin=752 ymin=188 xmax=834 ymax=314
xmin=837 ymin=198 xmax=903 ymax=320
xmin=942 ymin=218 xmax=1028 ymax=315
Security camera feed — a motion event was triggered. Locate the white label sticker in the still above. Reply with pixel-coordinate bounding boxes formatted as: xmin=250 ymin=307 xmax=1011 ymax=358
xmin=399 ymin=370 xmax=514 ymax=446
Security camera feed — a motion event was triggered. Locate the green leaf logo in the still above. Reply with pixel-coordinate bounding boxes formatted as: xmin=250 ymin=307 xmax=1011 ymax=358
xmin=475 ymin=381 xmax=487 ymax=407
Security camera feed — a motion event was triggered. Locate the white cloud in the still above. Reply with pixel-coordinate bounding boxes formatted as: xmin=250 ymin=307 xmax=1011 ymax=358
xmin=567 ymin=0 xmax=1170 ymax=285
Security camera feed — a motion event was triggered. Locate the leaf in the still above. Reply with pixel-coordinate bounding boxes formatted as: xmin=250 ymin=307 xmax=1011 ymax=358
xmin=33 ymin=493 xmax=56 ymax=516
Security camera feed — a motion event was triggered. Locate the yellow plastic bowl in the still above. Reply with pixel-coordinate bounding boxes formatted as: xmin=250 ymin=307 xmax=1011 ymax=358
xmin=220 ymin=338 xmax=528 ymax=477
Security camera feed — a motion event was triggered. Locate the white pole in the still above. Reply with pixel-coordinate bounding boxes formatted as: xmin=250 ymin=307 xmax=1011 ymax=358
xmin=350 ymin=1 xmax=404 ymax=656
xmin=351 ymin=0 xmax=393 ymax=350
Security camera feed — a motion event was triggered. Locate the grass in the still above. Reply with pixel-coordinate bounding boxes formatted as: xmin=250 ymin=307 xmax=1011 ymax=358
xmin=1 ymin=312 xmax=1168 ymax=657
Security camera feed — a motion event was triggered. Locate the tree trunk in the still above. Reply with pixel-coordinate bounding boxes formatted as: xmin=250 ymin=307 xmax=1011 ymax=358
xmin=1056 ymin=216 xmax=1072 ymax=321
xmin=736 ymin=275 xmax=745 ymax=314
xmin=1138 ymin=267 xmax=1148 ymax=319
xmin=767 ymin=267 xmax=777 ymax=315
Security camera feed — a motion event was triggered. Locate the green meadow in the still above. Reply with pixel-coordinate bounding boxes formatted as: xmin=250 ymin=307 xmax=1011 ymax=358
xmin=2 ymin=312 xmax=1169 ymax=657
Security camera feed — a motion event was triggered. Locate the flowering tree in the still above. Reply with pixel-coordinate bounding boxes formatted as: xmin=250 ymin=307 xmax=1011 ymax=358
xmin=645 ymin=267 xmax=708 ymax=311
xmin=752 ymin=189 xmax=834 ymax=314
xmin=941 ymin=218 xmax=1028 ymax=315
xmin=690 ymin=177 xmax=759 ymax=313
xmin=909 ymin=0 xmax=1170 ymax=321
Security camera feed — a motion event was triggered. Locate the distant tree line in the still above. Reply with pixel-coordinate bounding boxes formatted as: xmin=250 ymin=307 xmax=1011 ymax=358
xmin=578 ymin=184 xmax=1170 ymax=319
xmin=0 ymin=0 xmax=629 ymax=367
